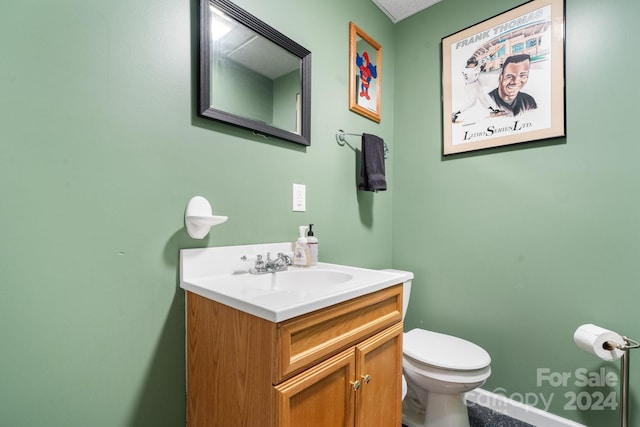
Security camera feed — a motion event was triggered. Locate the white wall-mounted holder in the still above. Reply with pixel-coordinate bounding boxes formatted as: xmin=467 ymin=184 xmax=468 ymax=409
xmin=184 ymin=196 xmax=228 ymax=239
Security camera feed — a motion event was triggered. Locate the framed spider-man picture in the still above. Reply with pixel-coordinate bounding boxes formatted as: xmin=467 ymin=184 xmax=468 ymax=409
xmin=349 ymin=22 xmax=382 ymax=123
xmin=442 ymin=0 xmax=565 ymax=155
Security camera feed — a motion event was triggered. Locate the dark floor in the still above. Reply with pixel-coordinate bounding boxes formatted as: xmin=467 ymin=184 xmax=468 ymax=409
xmin=402 ymin=401 xmax=535 ymax=427
xmin=467 ymin=402 xmax=535 ymax=427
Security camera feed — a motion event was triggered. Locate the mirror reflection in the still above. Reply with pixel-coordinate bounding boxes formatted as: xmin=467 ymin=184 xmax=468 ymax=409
xmin=209 ymin=5 xmax=302 ymax=133
xmin=199 ymin=0 xmax=311 ymax=146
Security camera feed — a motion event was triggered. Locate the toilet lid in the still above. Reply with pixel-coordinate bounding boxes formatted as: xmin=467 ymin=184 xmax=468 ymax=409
xmin=404 ymin=329 xmax=491 ymax=371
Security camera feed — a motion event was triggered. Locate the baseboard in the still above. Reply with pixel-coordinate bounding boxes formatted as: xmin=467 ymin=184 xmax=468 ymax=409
xmin=466 ymin=388 xmax=588 ymax=427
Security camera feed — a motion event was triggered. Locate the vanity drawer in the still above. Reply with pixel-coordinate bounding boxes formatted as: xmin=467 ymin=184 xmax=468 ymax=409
xmin=274 ymin=284 xmax=402 ymax=383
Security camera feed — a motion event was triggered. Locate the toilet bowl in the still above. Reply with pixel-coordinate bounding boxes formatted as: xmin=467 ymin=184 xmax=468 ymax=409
xmin=383 ymin=270 xmax=492 ymax=427
xmin=403 ymin=329 xmax=491 ymax=427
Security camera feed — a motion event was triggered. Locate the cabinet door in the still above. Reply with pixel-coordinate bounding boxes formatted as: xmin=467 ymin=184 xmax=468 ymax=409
xmin=275 ymin=348 xmax=356 ymax=427
xmin=355 ymin=323 xmax=403 ymax=427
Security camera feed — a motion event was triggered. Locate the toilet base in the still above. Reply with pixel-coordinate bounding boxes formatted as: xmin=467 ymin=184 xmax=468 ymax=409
xmin=402 ymin=391 xmax=470 ymax=427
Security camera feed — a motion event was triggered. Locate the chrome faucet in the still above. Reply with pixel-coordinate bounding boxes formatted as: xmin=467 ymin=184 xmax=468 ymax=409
xmin=241 ymin=252 xmax=292 ymax=274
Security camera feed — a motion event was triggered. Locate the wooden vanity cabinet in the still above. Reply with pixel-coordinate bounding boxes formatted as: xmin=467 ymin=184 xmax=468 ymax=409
xmin=186 ymin=284 xmax=403 ymax=427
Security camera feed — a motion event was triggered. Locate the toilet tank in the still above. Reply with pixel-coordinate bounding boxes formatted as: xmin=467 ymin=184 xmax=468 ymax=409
xmin=382 ymin=269 xmax=412 ymax=320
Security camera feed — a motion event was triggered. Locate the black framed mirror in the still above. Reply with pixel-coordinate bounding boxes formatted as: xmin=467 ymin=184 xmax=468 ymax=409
xmin=199 ymin=0 xmax=312 ymax=146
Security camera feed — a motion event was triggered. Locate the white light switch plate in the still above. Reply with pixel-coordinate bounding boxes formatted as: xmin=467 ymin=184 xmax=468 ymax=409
xmin=293 ymin=183 xmax=306 ymax=212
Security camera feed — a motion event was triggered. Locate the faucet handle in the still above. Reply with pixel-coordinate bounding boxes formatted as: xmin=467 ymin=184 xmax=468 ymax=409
xmin=277 ymin=252 xmax=292 ymax=266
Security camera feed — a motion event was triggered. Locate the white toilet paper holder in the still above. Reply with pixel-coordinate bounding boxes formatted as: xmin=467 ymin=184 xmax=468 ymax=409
xmin=603 ymin=336 xmax=640 ymax=427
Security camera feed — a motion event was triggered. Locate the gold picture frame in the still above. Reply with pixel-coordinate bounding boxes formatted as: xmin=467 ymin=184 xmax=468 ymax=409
xmin=349 ymin=22 xmax=382 ymax=123
xmin=442 ymin=0 xmax=565 ymax=155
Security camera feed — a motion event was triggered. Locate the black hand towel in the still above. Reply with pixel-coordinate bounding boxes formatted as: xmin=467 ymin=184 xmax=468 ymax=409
xmin=359 ymin=133 xmax=387 ymax=192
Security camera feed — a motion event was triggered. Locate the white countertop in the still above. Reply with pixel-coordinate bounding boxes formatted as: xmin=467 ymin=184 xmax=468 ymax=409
xmin=180 ymin=243 xmax=413 ymax=322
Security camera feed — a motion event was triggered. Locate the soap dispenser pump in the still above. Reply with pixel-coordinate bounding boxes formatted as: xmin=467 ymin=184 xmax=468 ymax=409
xmin=307 ymin=224 xmax=318 ymax=266
xmin=293 ymin=225 xmax=311 ymax=267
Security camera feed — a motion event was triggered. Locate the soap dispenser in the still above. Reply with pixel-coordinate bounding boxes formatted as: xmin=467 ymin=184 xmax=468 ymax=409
xmin=293 ymin=225 xmax=311 ymax=267
xmin=307 ymin=224 xmax=318 ymax=266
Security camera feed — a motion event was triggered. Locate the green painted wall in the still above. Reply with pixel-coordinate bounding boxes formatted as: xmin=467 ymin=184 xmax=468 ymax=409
xmin=0 ymin=0 xmax=394 ymax=426
xmin=394 ymin=0 xmax=640 ymax=425
xmin=3 ymin=0 xmax=639 ymax=426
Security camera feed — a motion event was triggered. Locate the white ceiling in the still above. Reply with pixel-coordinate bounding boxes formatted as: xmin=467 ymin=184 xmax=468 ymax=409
xmin=371 ymin=0 xmax=442 ymax=23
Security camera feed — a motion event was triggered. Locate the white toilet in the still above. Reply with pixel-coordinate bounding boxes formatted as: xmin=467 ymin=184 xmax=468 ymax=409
xmin=385 ymin=270 xmax=492 ymax=427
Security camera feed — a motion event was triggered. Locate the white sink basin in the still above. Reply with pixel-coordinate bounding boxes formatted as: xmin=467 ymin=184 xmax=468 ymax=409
xmin=250 ymin=268 xmax=354 ymax=291
xmin=180 ymin=243 xmax=413 ymax=322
